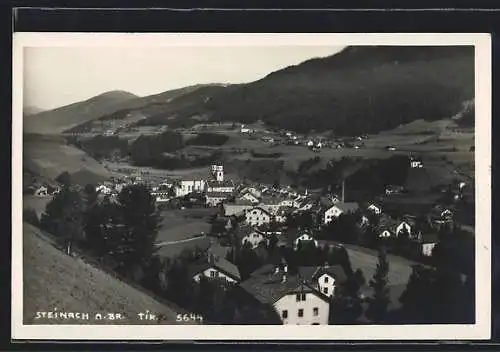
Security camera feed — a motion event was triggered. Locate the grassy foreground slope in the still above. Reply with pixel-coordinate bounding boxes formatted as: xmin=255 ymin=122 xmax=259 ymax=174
xmin=23 ymin=223 xmax=194 ymax=325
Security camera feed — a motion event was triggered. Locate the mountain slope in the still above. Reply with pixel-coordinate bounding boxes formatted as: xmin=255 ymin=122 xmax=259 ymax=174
xmin=204 ymin=46 xmax=474 ymax=134
xmin=23 ymin=134 xmax=110 ymax=184
xmin=23 ymin=222 xmax=194 ymax=325
xmin=64 ymin=84 xmax=228 ymax=133
xmin=23 ymin=105 xmax=44 ymax=116
xmin=24 ymin=90 xmax=140 ymax=134
xmin=129 ymin=46 xmax=473 ymax=135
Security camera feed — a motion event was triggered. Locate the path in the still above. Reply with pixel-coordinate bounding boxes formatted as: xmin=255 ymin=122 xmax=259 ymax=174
xmin=155 ymin=235 xmax=207 ymax=247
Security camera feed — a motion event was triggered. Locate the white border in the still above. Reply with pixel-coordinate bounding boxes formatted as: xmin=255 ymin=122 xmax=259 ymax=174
xmin=12 ymin=32 xmax=491 ymax=341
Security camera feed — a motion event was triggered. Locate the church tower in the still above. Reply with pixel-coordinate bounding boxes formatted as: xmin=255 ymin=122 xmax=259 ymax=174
xmin=211 ymin=164 xmax=224 ymax=182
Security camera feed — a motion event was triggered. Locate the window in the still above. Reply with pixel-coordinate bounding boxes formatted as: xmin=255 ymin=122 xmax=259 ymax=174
xmin=323 ymin=287 xmax=329 ymax=294
xmin=210 ymin=270 xmax=216 ymax=278
xmin=313 ymin=307 xmax=319 ymax=316
xmin=324 ymin=276 xmax=329 ymax=283
xmin=301 ymin=293 xmax=306 ymax=301
xmin=298 ymin=309 xmax=304 ymax=317
xmin=282 ymin=310 xmax=288 ymax=319
xmin=296 ymin=294 xmax=301 ymax=302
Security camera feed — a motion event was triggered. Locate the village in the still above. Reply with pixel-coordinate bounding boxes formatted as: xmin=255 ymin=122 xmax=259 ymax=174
xmin=26 ymin=144 xmax=473 ymax=325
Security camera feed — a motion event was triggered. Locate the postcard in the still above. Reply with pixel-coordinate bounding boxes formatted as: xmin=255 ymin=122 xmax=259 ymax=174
xmin=12 ymin=32 xmax=491 ymax=340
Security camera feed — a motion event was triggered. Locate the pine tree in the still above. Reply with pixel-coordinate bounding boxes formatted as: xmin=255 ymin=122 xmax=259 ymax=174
xmin=366 ymin=247 xmax=390 ymax=323
xmin=111 ymin=184 xmax=162 ymax=278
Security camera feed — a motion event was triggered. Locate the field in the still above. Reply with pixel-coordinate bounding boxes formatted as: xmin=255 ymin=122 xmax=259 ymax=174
xmin=156 ymin=209 xmax=214 ymax=244
xmin=23 ymin=222 xmax=195 ymax=325
xmin=24 ymin=134 xmax=112 ymax=184
xmin=155 ymin=208 xmax=217 ymax=259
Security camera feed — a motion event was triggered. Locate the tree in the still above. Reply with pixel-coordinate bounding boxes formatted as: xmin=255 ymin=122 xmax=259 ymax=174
xmin=40 ymin=185 xmax=85 ymax=255
xmin=366 ymin=247 xmax=390 ymax=323
xmin=111 ymin=184 xmax=162 ymax=279
xmin=56 ymin=171 xmax=71 ymax=188
xmin=329 ymin=279 xmax=363 ymax=324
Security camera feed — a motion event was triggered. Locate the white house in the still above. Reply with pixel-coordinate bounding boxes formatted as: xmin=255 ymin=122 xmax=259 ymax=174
xmin=206 ymin=192 xmax=229 ymax=207
xmin=306 ymin=140 xmax=314 ymax=148
xmin=367 ymin=203 xmax=382 ymax=215
xmin=34 ymin=185 xmax=48 ymax=197
xmin=240 ymin=229 xmax=268 ymax=249
xmin=396 ymin=221 xmax=412 ymax=236
xmin=245 ymin=206 xmax=273 ymax=227
xmin=240 ymin=125 xmax=250 ymax=133
xmin=174 ymin=180 xmax=206 ymax=198
xmin=240 ymin=265 xmax=330 ymax=325
xmin=151 ymin=191 xmax=171 ymax=203
xmin=313 ymin=265 xmax=348 ymax=298
xmin=293 ymin=230 xmax=318 ymax=250
xmin=191 ymin=254 xmax=241 ymax=284
xmin=274 ymin=286 xmax=330 ymax=325
xmin=206 ymin=180 xmax=235 ymax=194
xmin=323 ymin=202 xmax=360 ymax=224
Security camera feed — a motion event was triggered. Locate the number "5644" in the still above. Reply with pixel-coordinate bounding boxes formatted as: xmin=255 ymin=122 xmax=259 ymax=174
xmin=176 ymin=313 xmax=203 ymax=322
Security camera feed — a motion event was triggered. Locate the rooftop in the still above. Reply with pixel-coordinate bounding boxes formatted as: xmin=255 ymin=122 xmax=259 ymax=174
xmin=207 ymin=180 xmax=235 ymax=188
xmin=189 ymin=255 xmax=241 ymax=282
xmin=240 ymin=264 xmax=329 ymax=305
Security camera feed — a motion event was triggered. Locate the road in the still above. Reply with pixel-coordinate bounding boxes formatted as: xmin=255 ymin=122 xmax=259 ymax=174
xmin=155 ymin=235 xmax=207 ymax=247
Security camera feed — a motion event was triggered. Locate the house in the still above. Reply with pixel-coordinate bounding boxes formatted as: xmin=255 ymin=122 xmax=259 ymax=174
xmin=395 ymin=221 xmax=412 ymax=236
xmin=240 ymin=186 xmax=262 ymax=199
xmin=34 ymin=185 xmax=48 ymax=197
xmin=206 ymin=191 xmax=229 ymax=207
xmin=311 ymin=265 xmax=348 ymax=298
xmin=245 ymin=206 xmax=273 ymax=227
xmin=410 ymin=155 xmax=424 ymax=168
xmin=240 ymin=264 xmax=330 ymax=325
xmin=291 ymin=229 xmax=318 ymax=250
xmin=385 ymin=185 xmax=404 ymax=195
xmin=238 ymin=227 xmax=268 ymax=249
xmin=306 ymin=140 xmax=314 ymax=148
xmin=323 ymin=202 xmax=360 ymax=224
xmin=206 ymin=180 xmax=235 ymax=194
xmin=275 ymin=206 xmax=294 ymax=223
xmin=190 ymin=254 xmax=241 ymax=284
xmin=223 ymin=201 xmax=254 ymax=217
xmin=151 ymin=191 xmax=171 ymax=203
xmin=96 ymin=184 xmax=113 ymax=195
xmin=240 ymin=125 xmax=251 ymax=133
xmin=367 ymin=203 xmax=382 ymax=215
xmin=174 ymin=180 xmax=206 ymax=198
xmin=238 ymin=191 xmax=260 ymax=204
xmin=416 ymin=232 xmax=440 ymax=257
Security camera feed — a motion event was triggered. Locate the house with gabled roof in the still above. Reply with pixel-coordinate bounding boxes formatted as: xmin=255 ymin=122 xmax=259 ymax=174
xmin=245 ymin=206 xmax=273 ymax=227
xmin=323 ymin=202 xmax=360 ymax=225
xmin=190 ymin=253 xmax=241 ymax=284
xmin=240 ymin=264 xmax=330 ymax=325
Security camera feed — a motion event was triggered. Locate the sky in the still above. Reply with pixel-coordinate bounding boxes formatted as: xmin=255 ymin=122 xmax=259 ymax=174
xmin=23 ymin=46 xmax=344 ymax=111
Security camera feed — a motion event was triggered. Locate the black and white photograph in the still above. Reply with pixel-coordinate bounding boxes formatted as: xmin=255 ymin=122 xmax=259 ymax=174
xmin=12 ymin=33 xmax=491 ymax=340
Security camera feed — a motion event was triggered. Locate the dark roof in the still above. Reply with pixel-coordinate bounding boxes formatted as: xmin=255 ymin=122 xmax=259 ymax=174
xmin=206 ymin=191 xmax=231 ymax=199
xmin=207 ymin=180 xmax=234 ymax=188
xmin=314 ymin=265 xmax=348 ymax=284
xmin=247 ymin=206 xmax=273 ymax=216
xmin=189 ymin=256 xmax=241 ymax=281
xmin=240 ymin=264 xmax=329 ymax=305
xmin=334 ymin=202 xmax=360 ymax=213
